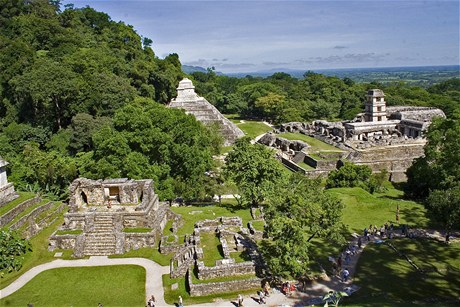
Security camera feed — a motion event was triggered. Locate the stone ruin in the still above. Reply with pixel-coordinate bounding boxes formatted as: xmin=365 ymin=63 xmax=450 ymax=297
xmin=49 ymin=178 xmax=169 ymax=257
xmin=160 ymin=214 xmax=265 ymax=296
xmin=267 ymin=89 xmax=445 ymax=182
xmin=169 ymin=78 xmax=245 ymax=146
xmin=0 ymin=158 xmax=18 ymax=206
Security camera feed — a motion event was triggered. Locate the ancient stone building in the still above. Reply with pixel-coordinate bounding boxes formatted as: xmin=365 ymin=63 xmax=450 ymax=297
xmin=169 ymin=78 xmax=244 ymax=146
xmin=0 ymin=158 xmax=18 ymax=205
xmin=49 ymin=178 xmax=169 ymax=257
xmin=270 ymin=89 xmax=445 ymax=182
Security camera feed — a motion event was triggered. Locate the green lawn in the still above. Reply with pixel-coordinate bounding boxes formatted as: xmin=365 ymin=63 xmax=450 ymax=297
xmin=123 ymin=227 xmax=153 ymax=233
xmin=0 ymin=265 xmax=145 ymax=307
xmin=297 ymin=161 xmax=315 ymax=170
xmin=327 ymin=186 xmax=429 ymax=234
xmin=0 ymin=191 xmax=36 ymax=216
xmin=277 ymin=132 xmax=343 ymax=152
xmin=109 ymin=247 xmax=172 ymax=266
xmin=170 ymin=204 xmax=253 ymax=238
xmin=200 ymin=231 xmax=224 ymax=266
xmin=348 ymin=238 xmax=460 ymax=306
xmin=237 ymin=121 xmax=272 ymax=138
xmin=163 ymin=273 xmax=259 ymax=305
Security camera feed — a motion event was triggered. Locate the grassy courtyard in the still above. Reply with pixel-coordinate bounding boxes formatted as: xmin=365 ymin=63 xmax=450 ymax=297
xmin=276 ymin=132 xmax=343 ymax=152
xmin=237 ymin=120 xmax=273 ymax=138
xmin=327 ymin=186 xmax=429 ymax=234
xmin=0 ymin=265 xmax=145 ymax=306
xmin=348 ymin=238 xmax=460 ymax=306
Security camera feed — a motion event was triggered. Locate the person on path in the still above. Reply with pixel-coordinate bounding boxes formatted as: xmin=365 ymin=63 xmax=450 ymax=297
xmin=358 ymin=236 xmax=362 ymax=248
xmin=342 ymin=268 xmax=350 ymax=282
xmin=337 ymin=255 xmax=342 ymax=269
xmin=263 ymin=281 xmax=271 ymax=297
xmin=258 ymin=291 xmax=266 ymax=304
xmin=147 ymin=294 xmax=155 ymax=307
xmin=178 ymin=295 xmax=183 ymax=307
xmin=237 ymin=294 xmax=244 ymax=307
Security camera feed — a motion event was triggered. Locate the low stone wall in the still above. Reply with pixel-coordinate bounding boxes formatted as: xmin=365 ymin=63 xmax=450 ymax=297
xmin=0 ymin=196 xmax=40 ymax=227
xmin=124 ymin=232 xmax=156 ymax=251
xmin=160 ymin=235 xmax=182 ymax=254
xmin=188 ymin=270 xmax=262 ymax=297
xmin=49 ymin=233 xmax=81 ymax=251
xmin=196 ymin=260 xmax=256 ymax=280
xmin=10 ymin=201 xmax=54 ymax=230
xmin=304 ymin=156 xmax=339 ymax=170
xmin=280 ymin=157 xmax=307 ymax=174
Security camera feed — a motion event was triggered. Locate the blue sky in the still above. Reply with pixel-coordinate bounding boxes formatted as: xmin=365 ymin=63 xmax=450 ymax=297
xmin=63 ymin=0 xmax=459 ymax=73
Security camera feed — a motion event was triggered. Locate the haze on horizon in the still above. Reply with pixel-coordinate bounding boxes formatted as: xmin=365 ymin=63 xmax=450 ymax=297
xmin=63 ymin=0 xmax=459 ymax=73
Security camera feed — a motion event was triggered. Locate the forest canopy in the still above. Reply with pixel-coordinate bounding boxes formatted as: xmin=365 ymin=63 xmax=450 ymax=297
xmin=0 ymin=0 xmax=458 ymax=202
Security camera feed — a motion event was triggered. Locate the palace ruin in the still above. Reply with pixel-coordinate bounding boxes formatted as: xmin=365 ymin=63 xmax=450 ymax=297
xmin=261 ymin=89 xmax=445 ymax=181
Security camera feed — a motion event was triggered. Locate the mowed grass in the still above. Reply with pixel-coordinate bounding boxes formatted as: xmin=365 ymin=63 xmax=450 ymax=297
xmin=348 ymin=238 xmax=460 ymax=306
xmin=0 ymin=191 xmax=36 ymax=216
xmin=327 ymin=186 xmax=429 ymax=234
xmin=277 ymin=132 xmax=342 ymax=152
xmin=237 ymin=121 xmax=272 ymax=138
xmin=200 ymin=231 xmax=224 ymax=266
xmin=170 ymin=204 xmax=253 ymax=237
xmin=0 ymin=265 xmax=145 ymax=307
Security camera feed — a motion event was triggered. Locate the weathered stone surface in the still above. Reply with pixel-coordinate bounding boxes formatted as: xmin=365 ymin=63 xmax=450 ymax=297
xmin=0 ymin=196 xmax=41 ymax=227
xmin=169 ymin=78 xmax=244 ymax=146
xmin=188 ymin=269 xmax=262 ymax=296
xmin=51 ymin=177 xmax=167 ymax=256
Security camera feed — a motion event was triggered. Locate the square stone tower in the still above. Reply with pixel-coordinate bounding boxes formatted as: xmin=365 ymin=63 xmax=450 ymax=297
xmin=365 ymin=89 xmax=387 ymax=122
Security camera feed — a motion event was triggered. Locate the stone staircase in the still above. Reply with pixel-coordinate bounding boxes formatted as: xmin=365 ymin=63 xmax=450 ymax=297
xmin=83 ymin=215 xmax=116 ymax=256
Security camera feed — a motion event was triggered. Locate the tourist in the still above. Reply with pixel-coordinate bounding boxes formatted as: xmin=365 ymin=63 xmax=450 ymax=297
xmin=342 ymin=268 xmax=350 ymax=282
xmin=263 ymin=281 xmax=271 ymax=297
xmin=237 ymin=294 xmax=244 ymax=307
xmin=147 ymin=294 xmax=155 ymax=307
xmin=258 ymin=291 xmax=266 ymax=304
xmin=358 ymin=236 xmax=362 ymax=248
xmin=345 ymin=249 xmax=351 ymax=264
xmin=178 ymin=295 xmax=183 ymax=307
xmin=337 ymin=255 xmax=342 ymax=269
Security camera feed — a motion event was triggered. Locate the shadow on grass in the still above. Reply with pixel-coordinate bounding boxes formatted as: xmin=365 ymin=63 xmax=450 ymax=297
xmin=348 ymin=237 xmax=460 ymax=306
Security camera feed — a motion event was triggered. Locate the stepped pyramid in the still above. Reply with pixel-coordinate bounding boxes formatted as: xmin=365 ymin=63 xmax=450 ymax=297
xmin=169 ymin=78 xmax=244 ymax=146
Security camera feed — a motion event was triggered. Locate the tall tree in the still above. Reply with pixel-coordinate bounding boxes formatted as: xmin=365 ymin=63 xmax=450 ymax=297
xmin=224 ymin=137 xmax=286 ymax=208
xmin=262 ymin=174 xmax=344 ymax=279
xmin=405 ymin=118 xmax=460 ymax=199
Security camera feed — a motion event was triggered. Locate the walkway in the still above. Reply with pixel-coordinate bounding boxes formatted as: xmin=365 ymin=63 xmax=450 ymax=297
xmin=0 ymin=256 xmax=170 ymax=305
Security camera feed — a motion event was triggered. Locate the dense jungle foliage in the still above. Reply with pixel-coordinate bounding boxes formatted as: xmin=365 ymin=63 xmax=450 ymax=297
xmin=189 ymin=70 xmax=459 ymax=123
xmin=0 ymin=0 xmax=458 ymax=202
xmin=0 ymin=0 xmax=221 ymax=200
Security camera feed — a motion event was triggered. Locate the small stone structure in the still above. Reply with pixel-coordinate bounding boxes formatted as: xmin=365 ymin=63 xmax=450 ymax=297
xmin=162 ymin=215 xmax=265 ymax=296
xmin=49 ymin=178 xmax=168 ymax=257
xmin=169 ymin=78 xmax=244 ymax=146
xmin=0 ymin=158 xmax=18 ymax=206
xmin=270 ymin=89 xmax=445 ymax=181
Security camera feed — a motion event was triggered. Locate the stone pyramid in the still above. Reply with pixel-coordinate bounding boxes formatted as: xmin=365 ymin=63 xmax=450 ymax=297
xmin=169 ymin=78 xmax=244 ymax=146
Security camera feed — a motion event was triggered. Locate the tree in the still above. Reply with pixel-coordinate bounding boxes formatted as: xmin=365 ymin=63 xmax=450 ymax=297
xmin=426 ymin=184 xmax=460 ymax=242
xmin=261 ymin=174 xmax=344 ymax=279
xmin=0 ymin=228 xmax=31 ymax=275
xmin=223 ymin=137 xmax=286 ymax=208
xmin=326 ymin=162 xmax=374 ymax=192
xmin=405 ymin=118 xmax=460 ymax=199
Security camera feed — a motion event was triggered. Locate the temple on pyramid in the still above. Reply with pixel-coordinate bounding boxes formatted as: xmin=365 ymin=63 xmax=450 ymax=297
xmin=169 ymin=78 xmax=244 ymax=146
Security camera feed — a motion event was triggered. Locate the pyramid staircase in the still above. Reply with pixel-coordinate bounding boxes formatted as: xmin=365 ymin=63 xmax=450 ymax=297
xmin=83 ymin=214 xmax=117 ymax=256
